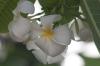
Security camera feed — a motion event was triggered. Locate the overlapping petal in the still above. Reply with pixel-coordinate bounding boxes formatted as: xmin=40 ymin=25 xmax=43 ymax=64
xmin=34 ymin=37 xmax=66 ymax=57
xmin=47 ymin=51 xmax=65 ymax=64
xmin=17 ymin=0 xmax=35 ymax=14
xmin=40 ymin=14 xmax=61 ymax=26
xmin=26 ymin=40 xmax=39 ymax=50
xmin=8 ymin=16 xmax=31 ymax=42
xmin=53 ymin=25 xmax=72 ymax=45
xmin=30 ymin=21 xmax=42 ymax=40
xmin=26 ymin=40 xmax=67 ymax=64
xmin=32 ymin=47 xmax=65 ymax=64
xmin=32 ymin=48 xmax=48 ymax=64
xmin=13 ymin=0 xmax=34 ymax=16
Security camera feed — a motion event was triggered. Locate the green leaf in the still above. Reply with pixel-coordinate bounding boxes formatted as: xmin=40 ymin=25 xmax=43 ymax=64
xmin=81 ymin=0 xmax=100 ymax=52
xmin=38 ymin=0 xmax=59 ymax=14
xmin=0 ymin=0 xmax=19 ymax=32
xmin=62 ymin=0 xmax=80 ymax=15
xmin=39 ymin=0 xmax=80 ymax=16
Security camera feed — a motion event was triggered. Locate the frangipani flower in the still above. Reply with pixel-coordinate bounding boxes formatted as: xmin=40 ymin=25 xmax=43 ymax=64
xmin=8 ymin=14 xmax=73 ymax=64
xmin=26 ymin=14 xmax=73 ymax=64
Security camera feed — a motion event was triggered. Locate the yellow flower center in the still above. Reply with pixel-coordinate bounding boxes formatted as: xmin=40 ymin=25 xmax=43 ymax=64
xmin=41 ymin=27 xmax=54 ymax=39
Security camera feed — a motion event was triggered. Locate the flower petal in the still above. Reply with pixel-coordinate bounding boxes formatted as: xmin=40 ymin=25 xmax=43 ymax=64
xmin=26 ymin=40 xmax=39 ymax=50
xmin=53 ymin=25 xmax=71 ymax=45
xmin=40 ymin=14 xmax=61 ymax=26
xmin=31 ymin=22 xmax=42 ymax=40
xmin=17 ymin=1 xmax=34 ymax=14
xmin=61 ymin=54 xmax=85 ymax=66
xmin=32 ymin=49 xmax=48 ymax=64
xmin=82 ymin=42 xmax=100 ymax=58
xmin=47 ymin=47 xmax=68 ymax=64
xmin=8 ymin=16 xmax=31 ymax=42
xmin=47 ymin=54 xmax=64 ymax=64
xmin=32 ymin=48 xmax=64 ymax=64
xmin=78 ymin=27 xmax=93 ymax=42
xmin=34 ymin=37 xmax=66 ymax=57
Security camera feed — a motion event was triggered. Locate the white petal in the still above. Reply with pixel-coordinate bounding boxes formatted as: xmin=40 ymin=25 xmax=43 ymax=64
xmin=47 ymin=47 xmax=68 ymax=64
xmin=40 ymin=14 xmax=61 ymax=26
xmin=26 ymin=40 xmax=39 ymax=50
xmin=32 ymin=48 xmax=64 ymax=64
xmin=47 ymin=54 xmax=64 ymax=64
xmin=76 ymin=18 xmax=93 ymax=42
xmin=18 ymin=1 xmax=34 ymax=14
xmin=78 ymin=26 xmax=93 ymax=42
xmin=61 ymin=54 xmax=85 ymax=66
xmin=9 ymin=30 xmax=28 ymax=42
xmin=13 ymin=0 xmax=28 ymax=15
xmin=67 ymin=40 xmax=84 ymax=54
xmin=53 ymin=25 xmax=71 ymax=45
xmin=8 ymin=16 xmax=31 ymax=42
xmin=34 ymin=37 xmax=66 ymax=57
xmin=32 ymin=49 xmax=48 ymax=64
xmin=31 ymin=22 xmax=42 ymax=40
xmin=82 ymin=42 xmax=100 ymax=58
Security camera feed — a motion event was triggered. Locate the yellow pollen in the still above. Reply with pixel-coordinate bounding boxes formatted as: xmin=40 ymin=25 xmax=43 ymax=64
xmin=42 ymin=27 xmax=54 ymax=39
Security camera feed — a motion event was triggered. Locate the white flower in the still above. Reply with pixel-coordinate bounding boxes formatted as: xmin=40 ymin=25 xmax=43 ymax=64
xmin=8 ymin=14 xmax=73 ymax=64
xmin=26 ymin=14 xmax=73 ymax=64
xmin=8 ymin=15 xmax=32 ymax=42
xmin=13 ymin=0 xmax=35 ymax=15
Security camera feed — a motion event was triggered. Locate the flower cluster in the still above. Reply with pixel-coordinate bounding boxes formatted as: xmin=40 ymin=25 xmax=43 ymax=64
xmin=8 ymin=0 xmax=73 ymax=64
